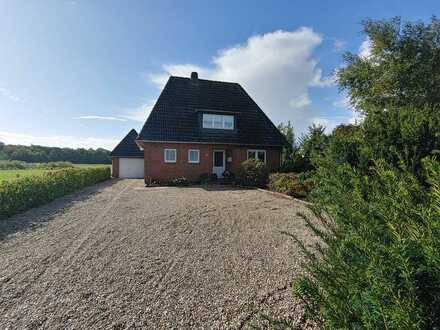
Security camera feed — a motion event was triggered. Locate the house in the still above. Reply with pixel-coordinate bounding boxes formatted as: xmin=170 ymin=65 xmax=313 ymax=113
xmin=112 ymin=72 xmax=287 ymax=181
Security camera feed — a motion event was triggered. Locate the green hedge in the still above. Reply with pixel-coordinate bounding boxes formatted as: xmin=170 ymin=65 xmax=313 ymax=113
xmin=268 ymin=172 xmax=314 ymax=198
xmin=0 ymin=167 xmax=111 ymax=219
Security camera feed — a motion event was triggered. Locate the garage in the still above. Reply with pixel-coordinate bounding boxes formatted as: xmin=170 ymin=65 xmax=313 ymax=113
xmin=110 ymin=129 xmax=144 ymax=179
xmin=119 ymin=158 xmax=144 ymax=178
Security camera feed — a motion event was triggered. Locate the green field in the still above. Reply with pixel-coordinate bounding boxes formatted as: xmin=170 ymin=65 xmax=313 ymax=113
xmin=74 ymin=164 xmax=110 ymax=168
xmin=0 ymin=164 xmax=110 ymax=182
xmin=0 ymin=169 xmax=48 ymax=181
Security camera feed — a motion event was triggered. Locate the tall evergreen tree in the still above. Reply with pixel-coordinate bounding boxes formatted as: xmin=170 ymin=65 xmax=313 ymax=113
xmin=284 ymin=17 xmax=440 ymax=329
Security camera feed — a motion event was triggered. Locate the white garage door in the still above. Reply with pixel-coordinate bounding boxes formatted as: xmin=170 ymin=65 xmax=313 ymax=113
xmin=119 ymin=158 xmax=144 ymax=179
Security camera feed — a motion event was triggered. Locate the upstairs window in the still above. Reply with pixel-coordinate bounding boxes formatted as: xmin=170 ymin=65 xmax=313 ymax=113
xmin=202 ymin=114 xmax=234 ymax=130
xmin=247 ymin=149 xmax=266 ymax=163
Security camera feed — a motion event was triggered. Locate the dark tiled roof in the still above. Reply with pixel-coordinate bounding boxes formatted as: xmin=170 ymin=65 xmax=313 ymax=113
xmin=111 ymin=129 xmax=143 ymax=157
xmin=137 ymin=75 xmax=288 ymax=146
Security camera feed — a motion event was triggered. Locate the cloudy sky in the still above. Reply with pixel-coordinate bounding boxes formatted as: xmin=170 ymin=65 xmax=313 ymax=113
xmin=0 ymin=1 xmax=436 ymax=150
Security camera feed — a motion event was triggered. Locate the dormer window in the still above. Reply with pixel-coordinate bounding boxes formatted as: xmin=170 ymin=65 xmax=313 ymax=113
xmin=202 ymin=114 xmax=234 ymax=130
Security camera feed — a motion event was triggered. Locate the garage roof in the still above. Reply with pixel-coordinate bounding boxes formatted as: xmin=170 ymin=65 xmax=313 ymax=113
xmin=111 ymin=129 xmax=143 ymax=157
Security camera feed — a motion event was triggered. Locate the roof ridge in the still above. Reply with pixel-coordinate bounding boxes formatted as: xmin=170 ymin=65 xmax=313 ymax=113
xmin=169 ymin=75 xmax=240 ymax=86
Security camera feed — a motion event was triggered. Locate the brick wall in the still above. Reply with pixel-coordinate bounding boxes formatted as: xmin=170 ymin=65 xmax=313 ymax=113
xmin=111 ymin=157 xmax=119 ymax=178
xmin=139 ymin=142 xmax=281 ymax=183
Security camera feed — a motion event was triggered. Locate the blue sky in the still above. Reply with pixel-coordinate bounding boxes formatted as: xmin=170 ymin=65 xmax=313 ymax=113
xmin=0 ymin=1 xmax=437 ymax=149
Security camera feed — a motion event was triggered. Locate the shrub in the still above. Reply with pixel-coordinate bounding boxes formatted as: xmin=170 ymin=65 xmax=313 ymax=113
xmin=326 ymin=124 xmax=363 ymax=168
xmin=0 ymin=160 xmax=30 ymax=170
xmin=279 ymin=157 xmax=312 ymax=173
xmin=0 ymin=160 xmax=75 ymax=170
xmin=237 ymin=159 xmax=268 ymax=187
xmin=36 ymin=161 xmax=74 ymax=169
xmin=293 ymin=161 xmax=440 ymax=329
xmin=199 ymin=172 xmax=217 ymax=184
xmin=268 ymin=172 xmax=314 ymax=198
xmin=0 ymin=167 xmax=111 ymax=219
xmin=171 ymin=177 xmax=190 ymax=186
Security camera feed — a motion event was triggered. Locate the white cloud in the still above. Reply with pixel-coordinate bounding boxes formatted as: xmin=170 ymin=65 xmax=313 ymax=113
xmin=309 ymin=111 xmax=363 ymax=134
xmin=148 ymin=64 xmax=209 ymax=88
xmin=76 ymin=115 xmax=127 ymax=122
xmin=348 ymin=110 xmax=364 ymax=125
xmin=0 ymin=87 xmax=21 ymax=102
xmin=310 ymin=67 xmax=336 ymax=87
xmin=0 ymin=131 xmax=119 ymax=150
xmin=148 ymin=27 xmax=335 ymax=134
xmin=359 ymin=38 xmax=372 ymax=59
xmin=333 ymin=38 xmax=346 ymax=51
xmin=310 ymin=117 xmax=339 ymax=134
xmin=332 ymin=95 xmax=351 ymax=109
xmin=289 ymin=93 xmax=311 ymax=109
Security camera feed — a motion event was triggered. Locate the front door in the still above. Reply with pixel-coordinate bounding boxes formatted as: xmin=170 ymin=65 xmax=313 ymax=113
xmin=213 ymin=150 xmax=225 ymax=178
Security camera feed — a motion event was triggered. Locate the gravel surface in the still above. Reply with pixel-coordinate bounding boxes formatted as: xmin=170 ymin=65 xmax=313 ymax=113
xmin=0 ymin=179 xmax=318 ymax=329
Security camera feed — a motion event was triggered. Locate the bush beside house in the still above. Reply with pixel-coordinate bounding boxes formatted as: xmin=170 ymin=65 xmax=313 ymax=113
xmin=171 ymin=176 xmax=190 ymax=186
xmin=268 ymin=172 xmax=314 ymax=198
xmin=236 ymin=159 xmax=268 ymax=187
xmin=0 ymin=167 xmax=110 ymax=219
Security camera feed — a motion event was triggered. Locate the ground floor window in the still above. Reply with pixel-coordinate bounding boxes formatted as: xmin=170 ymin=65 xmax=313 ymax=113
xmin=164 ymin=149 xmax=176 ymax=163
xmin=247 ymin=149 xmax=266 ymax=163
xmin=188 ymin=149 xmax=200 ymax=163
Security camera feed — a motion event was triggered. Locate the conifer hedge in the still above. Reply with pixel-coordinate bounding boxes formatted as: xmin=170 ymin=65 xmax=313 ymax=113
xmin=0 ymin=167 xmax=110 ymax=219
xmin=283 ymin=17 xmax=440 ymax=329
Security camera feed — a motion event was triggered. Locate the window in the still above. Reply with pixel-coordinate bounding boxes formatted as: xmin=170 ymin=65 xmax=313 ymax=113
xmin=164 ymin=149 xmax=176 ymax=163
xmin=188 ymin=149 xmax=200 ymax=163
xmin=223 ymin=116 xmax=234 ymax=129
xmin=247 ymin=149 xmax=266 ymax=163
xmin=202 ymin=114 xmax=234 ymax=130
xmin=213 ymin=115 xmax=223 ymax=128
xmin=203 ymin=114 xmax=214 ymax=128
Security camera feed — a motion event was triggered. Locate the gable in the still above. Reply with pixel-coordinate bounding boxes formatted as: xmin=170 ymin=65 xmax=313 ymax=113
xmin=137 ymin=74 xmax=288 ymax=146
xmin=111 ymin=129 xmax=143 ymax=157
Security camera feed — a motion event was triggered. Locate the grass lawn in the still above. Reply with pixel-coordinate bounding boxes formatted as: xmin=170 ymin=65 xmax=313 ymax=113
xmin=0 ymin=164 xmax=110 ymax=182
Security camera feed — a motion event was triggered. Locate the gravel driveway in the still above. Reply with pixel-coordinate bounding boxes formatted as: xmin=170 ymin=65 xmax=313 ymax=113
xmin=0 ymin=179 xmax=317 ymax=329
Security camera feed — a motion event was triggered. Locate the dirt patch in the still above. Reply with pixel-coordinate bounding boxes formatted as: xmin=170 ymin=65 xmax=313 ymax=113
xmin=0 ymin=180 xmax=317 ymax=329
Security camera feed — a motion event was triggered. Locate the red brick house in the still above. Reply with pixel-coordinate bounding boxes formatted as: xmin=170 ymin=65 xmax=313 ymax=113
xmin=112 ymin=72 xmax=287 ymax=182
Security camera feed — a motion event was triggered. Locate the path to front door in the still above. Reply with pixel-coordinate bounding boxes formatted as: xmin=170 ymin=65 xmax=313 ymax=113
xmin=212 ymin=150 xmax=225 ymax=178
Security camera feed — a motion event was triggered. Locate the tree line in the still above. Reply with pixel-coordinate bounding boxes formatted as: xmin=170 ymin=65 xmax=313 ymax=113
xmin=0 ymin=142 xmax=111 ymax=164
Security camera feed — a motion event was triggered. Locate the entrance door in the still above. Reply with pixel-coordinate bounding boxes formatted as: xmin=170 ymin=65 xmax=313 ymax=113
xmin=212 ymin=150 xmax=225 ymax=178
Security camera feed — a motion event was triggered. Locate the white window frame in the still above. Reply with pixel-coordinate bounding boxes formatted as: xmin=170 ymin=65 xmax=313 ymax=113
xmin=247 ymin=149 xmax=266 ymax=164
xmin=202 ymin=114 xmax=234 ymax=130
xmin=188 ymin=149 xmax=200 ymax=164
xmin=164 ymin=148 xmax=177 ymax=163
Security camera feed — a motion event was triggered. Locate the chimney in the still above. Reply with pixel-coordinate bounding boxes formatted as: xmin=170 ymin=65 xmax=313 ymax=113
xmin=191 ymin=72 xmax=198 ymax=80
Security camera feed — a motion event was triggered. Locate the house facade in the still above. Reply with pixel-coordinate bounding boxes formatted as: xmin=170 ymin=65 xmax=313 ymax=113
xmin=112 ymin=72 xmax=287 ymax=182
